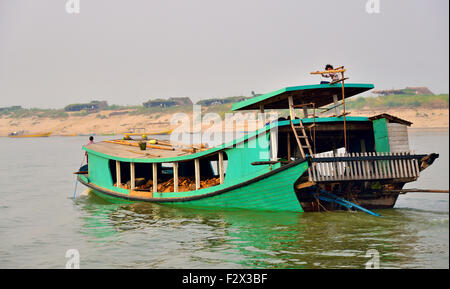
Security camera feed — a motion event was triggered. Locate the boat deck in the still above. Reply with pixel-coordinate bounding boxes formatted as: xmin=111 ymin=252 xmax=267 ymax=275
xmin=85 ymin=139 xmax=207 ymax=160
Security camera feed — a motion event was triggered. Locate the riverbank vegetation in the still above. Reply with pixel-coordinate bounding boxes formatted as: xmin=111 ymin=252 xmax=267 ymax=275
xmin=1 ymin=93 xmax=448 ymax=120
xmin=347 ymin=93 xmax=448 ymax=110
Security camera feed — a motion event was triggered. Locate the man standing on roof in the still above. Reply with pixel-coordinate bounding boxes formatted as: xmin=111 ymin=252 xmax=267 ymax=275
xmin=321 ymin=64 xmax=340 ymax=84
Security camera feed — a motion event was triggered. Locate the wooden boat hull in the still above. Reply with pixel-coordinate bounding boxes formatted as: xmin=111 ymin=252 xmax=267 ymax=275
xmin=8 ymin=132 xmax=52 ymax=138
xmin=78 ymin=159 xmax=310 ymax=212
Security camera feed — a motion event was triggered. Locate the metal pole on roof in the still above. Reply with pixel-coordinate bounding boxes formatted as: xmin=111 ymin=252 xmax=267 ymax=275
xmin=341 ymin=70 xmax=347 ymax=153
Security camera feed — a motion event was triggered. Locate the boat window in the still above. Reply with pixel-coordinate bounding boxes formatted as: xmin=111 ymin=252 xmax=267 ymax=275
xmin=108 ymin=152 xmax=228 ymax=192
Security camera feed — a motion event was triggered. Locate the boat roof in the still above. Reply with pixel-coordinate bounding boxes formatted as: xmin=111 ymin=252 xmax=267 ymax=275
xmin=231 ymin=83 xmax=374 ymax=111
xmin=84 ymin=117 xmax=372 ymax=163
xmin=368 ymin=113 xmax=413 ymax=126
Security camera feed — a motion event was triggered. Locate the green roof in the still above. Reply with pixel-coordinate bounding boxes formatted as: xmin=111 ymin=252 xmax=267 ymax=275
xmin=231 ymin=83 xmax=374 ymax=111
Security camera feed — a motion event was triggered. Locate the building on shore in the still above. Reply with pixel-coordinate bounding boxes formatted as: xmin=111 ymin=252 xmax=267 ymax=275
xmin=373 ymin=87 xmax=434 ymax=96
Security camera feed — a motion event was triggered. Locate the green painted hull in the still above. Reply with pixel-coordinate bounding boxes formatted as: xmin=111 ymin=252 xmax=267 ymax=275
xmin=81 ymin=160 xmax=309 ymax=212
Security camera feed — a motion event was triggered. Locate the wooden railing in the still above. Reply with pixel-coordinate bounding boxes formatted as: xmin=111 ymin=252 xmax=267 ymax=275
xmin=308 ymin=152 xmax=424 ymax=182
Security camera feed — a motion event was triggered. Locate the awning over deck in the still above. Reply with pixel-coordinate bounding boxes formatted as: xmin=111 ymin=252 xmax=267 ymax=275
xmin=231 ymin=83 xmax=374 ymax=111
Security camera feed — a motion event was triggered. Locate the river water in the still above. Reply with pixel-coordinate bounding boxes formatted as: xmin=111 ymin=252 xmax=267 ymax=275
xmin=0 ymin=130 xmax=448 ymax=269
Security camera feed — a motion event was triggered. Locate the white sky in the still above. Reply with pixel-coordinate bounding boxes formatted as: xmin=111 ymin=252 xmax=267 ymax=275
xmin=0 ymin=0 xmax=449 ymax=108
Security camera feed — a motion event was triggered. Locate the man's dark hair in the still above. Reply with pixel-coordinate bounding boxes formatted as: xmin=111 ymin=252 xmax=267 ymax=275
xmin=325 ymin=64 xmax=334 ymax=70
xmin=89 ymin=136 xmax=94 ymax=141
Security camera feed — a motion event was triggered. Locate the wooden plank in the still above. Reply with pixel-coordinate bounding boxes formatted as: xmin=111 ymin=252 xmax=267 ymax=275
xmin=382 ymin=153 xmax=388 ymax=178
xmin=152 ymin=163 xmax=158 ymax=193
xmin=400 ymin=152 xmax=406 ymax=178
xmin=377 ymin=152 xmax=383 ymax=178
xmin=350 ymin=153 xmax=356 ymax=179
xmin=322 ymin=159 xmax=327 ymax=181
xmin=365 ymin=152 xmax=370 ymax=179
xmin=218 ymin=151 xmax=224 ymax=184
xmin=310 ymin=68 xmax=346 ymax=74
xmin=355 ymin=153 xmax=363 ymax=179
xmin=345 ymin=153 xmax=353 ymax=180
xmin=339 ymin=153 xmax=344 ymax=180
xmin=361 ymin=152 xmax=366 ymax=179
xmin=409 ymin=157 xmax=415 ymax=178
xmin=405 ymin=152 xmax=412 ymax=177
xmin=130 ymin=162 xmax=135 ymax=190
xmin=341 ymin=153 xmax=349 ymax=180
xmin=396 ymin=152 xmax=402 ymax=178
xmin=367 ymin=152 xmax=372 ymax=178
xmin=195 ymin=158 xmax=200 ymax=190
xmin=387 ymin=152 xmax=393 ymax=178
xmin=372 ymin=152 xmax=379 ymax=179
xmin=173 ymin=162 xmax=179 ymax=192
xmin=406 ymin=152 xmax=412 ymax=177
xmin=104 ymin=140 xmax=175 ymax=151
xmin=314 ymin=161 xmax=319 ymax=181
xmin=322 ymin=160 xmax=327 ymax=181
xmin=116 ymin=160 xmax=121 ymax=188
xmin=329 ymin=77 xmax=349 ymax=85
xmin=287 ymin=132 xmax=291 ymax=160
xmin=414 ymin=158 xmax=420 ymax=177
xmin=363 ymin=152 xmax=369 ymax=179
xmin=403 ymin=152 xmax=411 ymax=177
xmin=331 ymin=151 xmax=337 ymax=180
xmin=400 ymin=153 xmax=407 ymax=178
xmin=397 ymin=153 xmax=404 ymax=178
xmin=327 ymin=152 xmax=333 ymax=180
xmin=296 ymin=181 xmax=316 ymax=190
xmin=311 ymin=162 xmax=317 ymax=182
xmin=364 ymin=152 xmax=369 ymax=179
xmin=411 ymin=151 xmax=419 ymax=177
xmin=355 ymin=152 xmax=360 ymax=179
xmin=388 ymin=152 xmax=394 ymax=178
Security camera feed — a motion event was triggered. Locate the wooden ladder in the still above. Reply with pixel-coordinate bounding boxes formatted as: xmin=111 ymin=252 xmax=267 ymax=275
xmin=288 ymin=96 xmax=313 ymax=158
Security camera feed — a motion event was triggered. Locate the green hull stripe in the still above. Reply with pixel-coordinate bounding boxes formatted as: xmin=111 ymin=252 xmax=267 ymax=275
xmin=82 ymin=160 xmax=308 ymax=212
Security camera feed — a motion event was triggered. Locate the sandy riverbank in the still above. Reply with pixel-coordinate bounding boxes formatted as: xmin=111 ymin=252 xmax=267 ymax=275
xmin=0 ymin=108 xmax=448 ymax=136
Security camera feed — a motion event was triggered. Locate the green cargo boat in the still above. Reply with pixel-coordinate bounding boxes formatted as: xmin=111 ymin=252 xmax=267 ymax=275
xmin=77 ymin=82 xmax=438 ymax=213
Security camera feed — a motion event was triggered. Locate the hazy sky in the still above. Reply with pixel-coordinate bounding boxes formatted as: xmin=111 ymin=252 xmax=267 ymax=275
xmin=0 ymin=0 xmax=448 ymax=108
